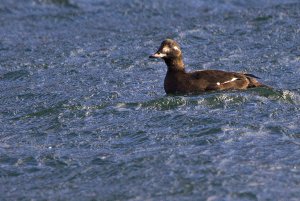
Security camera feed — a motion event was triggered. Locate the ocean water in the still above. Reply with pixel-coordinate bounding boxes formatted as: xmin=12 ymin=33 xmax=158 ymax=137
xmin=0 ymin=0 xmax=300 ymax=200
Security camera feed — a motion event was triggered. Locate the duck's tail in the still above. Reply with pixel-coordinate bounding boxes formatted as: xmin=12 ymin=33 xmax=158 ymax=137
xmin=244 ymin=73 xmax=271 ymax=88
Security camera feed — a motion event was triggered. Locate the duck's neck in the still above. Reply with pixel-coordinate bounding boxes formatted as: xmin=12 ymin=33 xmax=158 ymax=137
xmin=164 ymin=56 xmax=185 ymax=72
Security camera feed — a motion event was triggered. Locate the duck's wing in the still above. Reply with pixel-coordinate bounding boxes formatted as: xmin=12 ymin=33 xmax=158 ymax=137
xmin=190 ymin=70 xmax=252 ymax=90
xmin=191 ymin=70 xmax=244 ymax=83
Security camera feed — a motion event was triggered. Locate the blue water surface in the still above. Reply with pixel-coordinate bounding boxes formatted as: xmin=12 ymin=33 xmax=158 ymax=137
xmin=0 ymin=0 xmax=300 ymax=200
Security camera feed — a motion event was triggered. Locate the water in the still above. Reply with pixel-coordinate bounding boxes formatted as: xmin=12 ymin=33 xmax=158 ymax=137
xmin=0 ymin=0 xmax=300 ymax=200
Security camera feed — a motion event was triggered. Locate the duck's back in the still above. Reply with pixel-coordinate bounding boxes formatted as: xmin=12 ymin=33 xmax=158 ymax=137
xmin=164 ymin=69 xmax=264 ymax=94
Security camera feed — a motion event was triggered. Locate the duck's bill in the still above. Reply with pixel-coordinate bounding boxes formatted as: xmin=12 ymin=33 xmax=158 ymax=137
xmin=149 ymin=52 xmax=166 ymax=58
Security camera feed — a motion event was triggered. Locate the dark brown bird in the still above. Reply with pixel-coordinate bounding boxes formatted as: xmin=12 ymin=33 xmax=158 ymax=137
xmin=149 ymin=39 xmax=267 ymax=95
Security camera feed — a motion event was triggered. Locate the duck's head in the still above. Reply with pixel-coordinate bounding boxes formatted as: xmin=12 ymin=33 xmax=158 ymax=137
xmin=149 ymin=39 xmax=184 ymax=71
xmin=149 ymin=39 xmax=182 ymax=59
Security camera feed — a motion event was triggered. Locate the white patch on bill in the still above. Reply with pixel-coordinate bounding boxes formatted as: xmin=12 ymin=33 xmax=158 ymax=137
xmin=162 ymin=47 xmax=170 ymax=53
xmin=156 ymin=53 xmax=167 ymax=58
xmin=217 ymin=82 xmax=221 ymax=86
xmin=173 ymin=46 xmax=180 ymax=51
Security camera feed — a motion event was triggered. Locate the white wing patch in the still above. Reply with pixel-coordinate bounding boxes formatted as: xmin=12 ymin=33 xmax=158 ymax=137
xmin=217 ymin=77 xmax=238 ymax=85
xmin=223 ymin=77 xmax=238 ymax=84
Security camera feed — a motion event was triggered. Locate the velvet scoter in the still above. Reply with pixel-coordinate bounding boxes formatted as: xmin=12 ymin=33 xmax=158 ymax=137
xmin=149 ymin=39 xmax=267 ymax=95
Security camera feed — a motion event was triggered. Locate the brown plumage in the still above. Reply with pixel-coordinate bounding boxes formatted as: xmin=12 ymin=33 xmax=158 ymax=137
xmin=149 ymin=39 xmax=267 ymax=95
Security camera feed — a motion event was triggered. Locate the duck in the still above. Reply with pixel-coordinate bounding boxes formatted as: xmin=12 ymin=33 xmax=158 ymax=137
xmin=149 ymin=39 xmax=268 ymax=95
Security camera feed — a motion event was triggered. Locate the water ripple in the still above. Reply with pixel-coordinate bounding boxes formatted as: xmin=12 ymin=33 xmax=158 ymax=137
xmin=1 ymin=0 xmax=300 ymax=200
